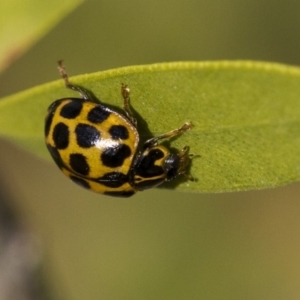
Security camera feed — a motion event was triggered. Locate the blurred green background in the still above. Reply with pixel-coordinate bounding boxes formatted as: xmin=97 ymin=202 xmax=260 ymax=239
xmin=1 ymin=0 xmax=300 ymax=299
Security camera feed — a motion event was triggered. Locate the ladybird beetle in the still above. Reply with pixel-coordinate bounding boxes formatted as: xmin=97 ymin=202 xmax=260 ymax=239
xmin=45 ymin=61 xmax=193 ymax=197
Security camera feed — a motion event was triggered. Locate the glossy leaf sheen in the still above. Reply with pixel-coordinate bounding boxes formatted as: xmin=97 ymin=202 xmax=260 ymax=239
xmin=0 ymin=61 xmax=300 ymax=193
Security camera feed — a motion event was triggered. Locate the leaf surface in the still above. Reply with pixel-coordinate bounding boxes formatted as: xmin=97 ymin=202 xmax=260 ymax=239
xmin=1 ymin=61 xmax=300 ymax=192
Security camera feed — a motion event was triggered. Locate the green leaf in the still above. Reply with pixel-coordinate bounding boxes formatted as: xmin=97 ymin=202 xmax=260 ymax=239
xmin=1 ymin=61 xmax=300 ymax=193
xmin=0 ymin=0 xmax=83 ymax=73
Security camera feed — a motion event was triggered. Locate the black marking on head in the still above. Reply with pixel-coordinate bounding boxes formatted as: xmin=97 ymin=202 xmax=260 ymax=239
xmin=152 ymin=149 xmax=164 ymax=159
xmin=45 ymin=112 xmax=54 ymax=137
xmin=104 ymin=190 xmax=135 ymax=198
xmin=97 ymin=172 xmax=129 ymax=188
xmin=46 ymin=144 xmax=64 ymax=168
xmin=87 ymin=106 xmax=111 ymax=123
xmin=164 ymin=154 xmax=181 ymax=180
xmin=52 ymin=122 xmax=69 ymax=149
xmin=109 ymin=125 xmax=129 ymax=140
xmin=135 ymin=148 xmax=165 ymax=178
xmin=60 ymin=99 xmax=83 ymax=119
xmin=101 ymin=144 xmax=131 ymax=168
xmin=69 ymin=153 xmax=90 ymax=176
xmin=75 ymin=124 xmax=101 ymax=148
xmin=69 ymin=175 xmax=91 ymax=189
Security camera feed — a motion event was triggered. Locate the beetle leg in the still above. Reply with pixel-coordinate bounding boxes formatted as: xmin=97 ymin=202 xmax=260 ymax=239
xmin=143 ymin=122 xmax=192 ymax=148
xmin=177 ymin=146 xmax=195 ymax=181
xmin=57 ymin=60 xmax=90 ymax=100
xmin=121 ymin=83 xmax=137 ymax=127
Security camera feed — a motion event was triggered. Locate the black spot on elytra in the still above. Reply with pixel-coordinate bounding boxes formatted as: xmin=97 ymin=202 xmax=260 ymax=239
xmin=101 ymin=144 xmax=131 ymax=168
xmin=88 ymin=106 xmax=110 ymax=123
xmin=69 ymin=175 xmax=91 ymax=189
xmin=52 ymin=122 xmax=69 ymax=149
xmin=75 ymin=124 xmax=101 ymax=148
xmin=109 ymin=125 xmax=129 ymax=140
xmin=69 ymin=153 xmax=90 ymax=175
xmin=47 ymin=99 xmax=64 ymax=113
xmin=60 ymin=100 xmax=83 ymax=119
xmin=46 ymin=144 xmax=64 ymax=168
xmin=45 ymin=112 xmax=54 ymax=137
xmin=98 ymin=172 xmax=128 ymax=188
